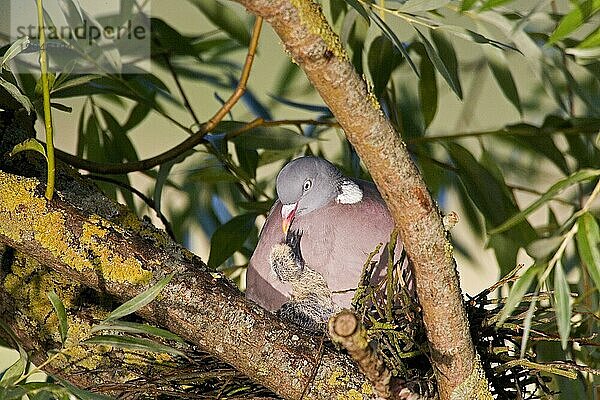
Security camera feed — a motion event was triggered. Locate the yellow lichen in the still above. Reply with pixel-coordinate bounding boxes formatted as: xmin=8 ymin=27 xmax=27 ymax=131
xmin=361 ymin=381 xmax=374 ymax=395
xmin=337 ymin=389 xmax=364 ymax=400
xmin=115 ymin=211 xmax=175 ymax=250
xmin=0 ymin=172 xmax=152 ymax=285
xmin=363 ymin=74 xmax=382 ymax=112
xmin=154 ymin=353 xmax=173 ymax=363
xmin=327 ymin=369 xmax=350 ymax=386
xmin=451 ymin=353 xmax=493 ymax=400
xmin=81 ymin=221 xmax=152 ymax=284
xmin=57 ymin=345 xmax=106 ymax=371
xmin=291 ymin=0 xmax=348 ymax=61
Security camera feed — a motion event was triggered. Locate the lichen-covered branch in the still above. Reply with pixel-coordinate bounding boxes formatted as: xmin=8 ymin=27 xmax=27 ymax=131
xmin=0 ymin=245 xmax=276 ymax=398
xmin=328 ymin=310 xmax=426 ymax=400
xmin=0 ymin=165 xmax=374 ymax=400
xmin=227 ymin=0 xmax=484 ymax=398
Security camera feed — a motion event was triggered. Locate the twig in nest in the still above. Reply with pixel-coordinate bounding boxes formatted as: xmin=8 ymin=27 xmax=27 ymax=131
xmin=328 ymin=310 xmax=426 ymax=400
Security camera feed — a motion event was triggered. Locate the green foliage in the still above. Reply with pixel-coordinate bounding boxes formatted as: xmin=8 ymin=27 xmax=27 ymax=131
xmin=103 ymin=273 xmax=175 ymax=322
xmin=1 ymin=0 xmax=599 ymax=397
xmin=47 ymin=291 xmax=68 ymax=345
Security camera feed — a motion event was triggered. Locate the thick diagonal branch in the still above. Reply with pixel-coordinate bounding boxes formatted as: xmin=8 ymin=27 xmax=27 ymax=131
xmin=0 ymin=166 xmax=373 ymax=400
xmin=228 ymin=0 xmax=480 ymax=398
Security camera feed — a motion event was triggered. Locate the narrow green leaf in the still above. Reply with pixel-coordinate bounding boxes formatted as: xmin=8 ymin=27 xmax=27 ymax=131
xmin=483 ymin=45 xmax=522 ymax=115
xmin=0 ymin=77 xmax=33 ymax=113
xmin=235 ymin=143 xmax=259 ymax=180
xmin=368 ymin=36 xmax=401 ymax=97
xmin=231 ymin=127 xmax=315 ymax=150
xmin=84 ymin=114 xmax=103 ymax=162
xmin=0 ymin=347 xmax=26 ymax=387
xmin=83 ymin=335 xmax=185 ymax=357
xmin=498 ymin=122 xmax=570 ymax=174
xmin=577 ymin=26 xmax=600 ymax=48
xmin=123 ymin=103 xmax=152 ymax=131
xmin=58 ymin=0 xmax=84 ymax=33
xmin=562 ymin=65 xmax=600 ymax=114
xmin=155 ymin=160 xmax=176 ymax=214
xmin=9 ymin=138 xmax=47 ymax=160
xmin=417 ymin=44 xmax=438 ymax=127
xmin=100 ymin=108 xmax=139 ymax=163
xmin=519 ymin=289 xmax=538 ymax=359
xmin=0 ymin=387 xmax=26 ymax=400
xmin=430 ymin=30 xmax=461 ymax=97
xmin=566 ymin=46 xmax=600 ymax=60
xmin=344 ymin=0 xmax=370 ymax=23
xmin=0 ymin=37 xmax=30 ymax=70
xmin=345 ymin=10 xmax=369 ymax=75
xmin=187 ymin=166 xmax=239 ymax=184
xmin=370 ymin=12 xmax=419 ymax=77
xmin=446 ymin=143 xmax=536 ymax=245
xmin=330 ymin=0 xmax=347 ymax=24
xmin=51 ymin=74 xmax=102 ymax=94
xmin=549 ymin=0 xmax=600 ymax=44
xmin=553 ymin=261 xmax=571 ymax=350
xmin=415 ymin=28 xmax=462 ymax=99
xmin=48 ymin=290 xmax=68 ymax=344
xmin=576 ymin=212 xmax=600 ymax=293
xmin=91 ymin=321 xmax=184 ymax=343
xmin=76 ymin=102 xmax=87 ymax=158
xmin=497 ymin=264 xmax=542 ymax=326
xmin=103 ymin=273 xmax=175 ymax=322
xmin=480 ymin=0 xmax=515 ymax=11
xmin=208 ymin=213 xmax=257 ymax=268
xmin=17 ymin=382 xmax=69 ymax=398
xmin=188 ymin=0 xmax=250 ymax=46
xmin=489 ymin=169 xmax=600 ymax=235
xmin=460 ymin=0 xmax=478 ymax=11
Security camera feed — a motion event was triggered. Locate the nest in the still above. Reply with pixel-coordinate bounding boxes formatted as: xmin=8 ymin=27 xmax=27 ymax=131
xmin=349 ymin=244 xmax=599 ymax=400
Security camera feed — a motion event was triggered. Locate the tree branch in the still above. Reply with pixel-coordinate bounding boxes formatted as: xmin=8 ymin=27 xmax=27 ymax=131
xmin=0 ymin=246 xmax=276 ymax=398
xmin=228 ymin=0 xmax=484 ymax=398
xmin=0 ymin=164 xmax=375 ymax=400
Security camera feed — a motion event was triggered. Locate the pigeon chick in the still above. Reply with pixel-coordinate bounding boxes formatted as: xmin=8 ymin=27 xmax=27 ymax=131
xmin=269 ymin=230 xmax=340 ymax=332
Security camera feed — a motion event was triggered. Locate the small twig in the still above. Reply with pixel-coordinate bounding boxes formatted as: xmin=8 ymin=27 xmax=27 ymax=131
xmin=224 ymin=118 xmax=339 ymax=139
xmin=495 ymin=359 xmax=578 ymax=379
xmin=163 ymin=52 xmax=201 ymax=128
xmin=328 ymin=310 xmax=426 ymax=400
xmin=299 ymin=332 xmax=326 ymax=399
xmin=386 ymin=230 xmax=399 ymax=322
xmin=203 ymin=16 xmax=263 ymax=133
xmin=55 ymin=16 xmax=264 ymax=175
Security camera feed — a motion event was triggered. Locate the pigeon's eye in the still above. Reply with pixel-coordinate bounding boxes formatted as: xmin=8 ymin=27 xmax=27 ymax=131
xmin=303 ymin=179 xmax=312 ymax=192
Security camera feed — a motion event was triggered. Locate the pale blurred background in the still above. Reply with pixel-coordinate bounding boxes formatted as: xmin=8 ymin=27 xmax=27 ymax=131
xmin=1 ymin=0 xmax=575 ymax=371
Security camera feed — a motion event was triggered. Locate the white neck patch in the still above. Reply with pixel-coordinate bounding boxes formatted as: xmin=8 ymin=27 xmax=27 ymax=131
xmin=336 ymin=179 xmax=363 ymax=204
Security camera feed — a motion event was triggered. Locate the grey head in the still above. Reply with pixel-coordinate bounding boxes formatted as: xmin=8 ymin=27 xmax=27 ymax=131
xmin=276 ymin=157 xmax=344 ymax=218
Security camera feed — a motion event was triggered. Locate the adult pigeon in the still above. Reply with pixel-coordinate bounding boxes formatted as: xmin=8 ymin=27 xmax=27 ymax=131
xmin=246 ymin=156 xmax=412 ymax=312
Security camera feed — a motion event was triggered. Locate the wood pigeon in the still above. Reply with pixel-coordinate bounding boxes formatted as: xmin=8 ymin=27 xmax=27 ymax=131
xmin=246 ymin=156 xmax=412 ymax=313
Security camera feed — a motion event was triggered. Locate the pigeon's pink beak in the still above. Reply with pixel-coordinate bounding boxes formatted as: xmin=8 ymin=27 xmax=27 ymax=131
xmin=281 ymin=203 xmax=297 ymax=234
